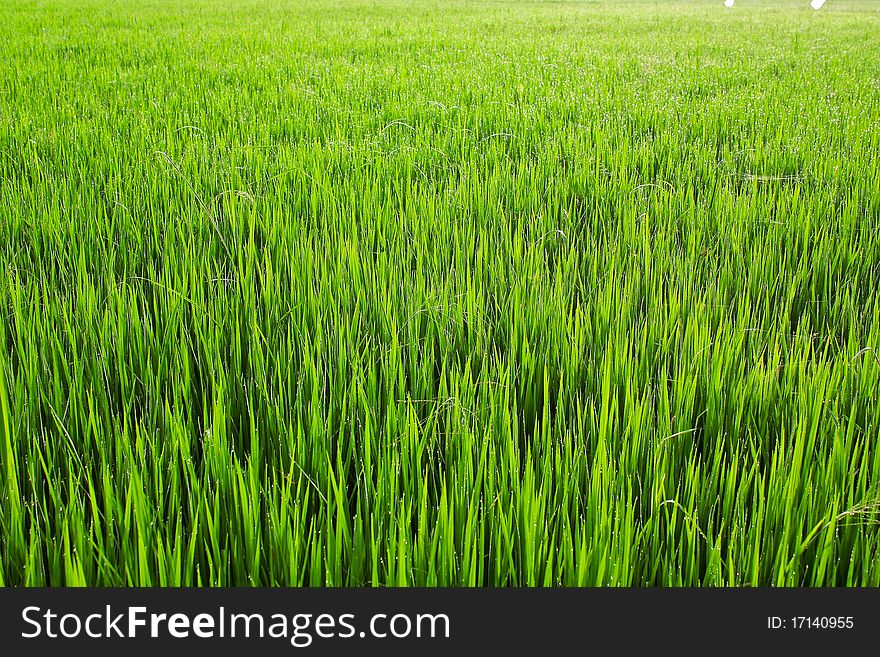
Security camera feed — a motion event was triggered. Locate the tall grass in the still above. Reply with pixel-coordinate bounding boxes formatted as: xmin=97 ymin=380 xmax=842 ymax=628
xmin=0 ymin=0 xmax=878 ymax=586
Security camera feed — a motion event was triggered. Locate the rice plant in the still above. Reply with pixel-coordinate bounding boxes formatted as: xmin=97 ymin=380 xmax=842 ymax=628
xmin=0 ymin=0 xmax=878 ymax=586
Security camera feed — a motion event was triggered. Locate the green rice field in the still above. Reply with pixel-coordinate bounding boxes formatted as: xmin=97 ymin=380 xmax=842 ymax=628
xmin=1 ymin=0 xmax=879 ymax=586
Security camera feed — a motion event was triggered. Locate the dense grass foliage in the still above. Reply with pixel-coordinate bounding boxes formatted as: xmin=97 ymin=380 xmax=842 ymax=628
xmin=1 ymin=0 xmax=879 ymax=586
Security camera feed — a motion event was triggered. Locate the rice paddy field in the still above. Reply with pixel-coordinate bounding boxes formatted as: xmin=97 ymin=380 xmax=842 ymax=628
xmin=1 ymin=0 xmax=879 ymax=587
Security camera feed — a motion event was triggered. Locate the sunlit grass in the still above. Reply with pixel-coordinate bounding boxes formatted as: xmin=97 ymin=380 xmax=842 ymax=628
xmin=0 ymin=0 xmax=879 ymax=586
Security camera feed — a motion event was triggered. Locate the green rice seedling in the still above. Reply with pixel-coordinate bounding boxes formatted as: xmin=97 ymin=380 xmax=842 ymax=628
xmin=0 ymin=0 xmax=878 ymax=586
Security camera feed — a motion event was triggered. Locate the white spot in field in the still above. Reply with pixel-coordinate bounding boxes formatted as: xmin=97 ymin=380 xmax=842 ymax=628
xmin=724 ymin=0 xmax=734 ymax=7
xmin=811 ymin=0 xmax=826 ymax=9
